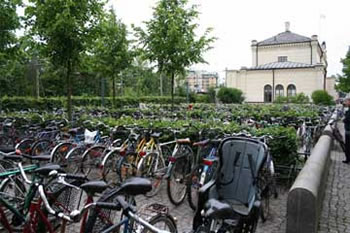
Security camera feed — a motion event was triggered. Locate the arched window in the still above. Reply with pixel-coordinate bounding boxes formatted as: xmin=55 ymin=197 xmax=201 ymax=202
xmin=264 ymin=85 xmax=272 ymax=103
xmin=287 ymin=84 xmax=297 ymax=97
xmin=275 ymin=84 xmax=284 ymax=97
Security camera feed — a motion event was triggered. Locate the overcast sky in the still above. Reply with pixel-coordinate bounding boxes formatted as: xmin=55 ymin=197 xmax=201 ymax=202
xmin=111 ymin=0 xmax=350 ymax=81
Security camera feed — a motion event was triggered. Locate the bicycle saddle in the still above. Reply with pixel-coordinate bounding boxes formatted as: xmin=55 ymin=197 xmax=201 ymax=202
xmin=0 ymin=146 xmax=15 ymax=153
xmin=117 ymin=177 xmax=152 ymax=196
xmin=80 ymin=181 xmax=109 ymax=195
xmin=204 ymin=199 xmax=237 ymax=220
xmin=35 ymin=164 xmax=63 ymax=176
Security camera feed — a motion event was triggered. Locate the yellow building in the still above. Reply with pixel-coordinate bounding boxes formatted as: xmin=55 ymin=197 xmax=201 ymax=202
xmin=187 ymin=70 xmax=218 ymax=93
xmin=226 ymin=22 xmax=328 ymax=102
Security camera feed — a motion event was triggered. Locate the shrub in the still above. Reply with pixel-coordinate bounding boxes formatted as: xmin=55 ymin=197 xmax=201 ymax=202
xmin=0 ymin=96 xmax=187 ymax=111
xmin=274 ymin=93 xmax=309 ymax=104
xmin=217 ymin=87 xmax=244 ymax=104
xmin=311 ymin=90 xmax=334 ymax=105
xmin=290 ymin=93 xmax=309 ymax=104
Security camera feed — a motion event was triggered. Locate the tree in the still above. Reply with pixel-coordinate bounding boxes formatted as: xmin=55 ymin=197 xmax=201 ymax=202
xmin=217 ymin=87 xmax=244 ymax=104
xmin=134 ymin=0 xmax=215 ymax=109
xmin=25 ymin=0 xmax=105 ymax=120
xmin=336 ymin=47 xmax=350 ymax=93
xmin=91 ymin=8 xmax=132 ymax=106
xmin=0 ymin=0 xmax=21 ymax=55
xmin=0 ymin=0 xmax=23 ymax=96
xmin=311 ymin=90 xmax=334 ymax=105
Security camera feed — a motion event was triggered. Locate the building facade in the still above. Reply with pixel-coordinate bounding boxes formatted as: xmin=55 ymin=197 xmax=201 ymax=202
xmin=226 ymin=22 xmax=328 ymax=102
xmin=187 ymin=70 xmax=218 ymax=93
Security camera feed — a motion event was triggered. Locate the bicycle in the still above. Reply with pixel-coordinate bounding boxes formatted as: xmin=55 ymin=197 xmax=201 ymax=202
xmin=0 ymin=161 xmax=84 ymax=233
xmin=187 ymin=139 xmax=220 ymax=211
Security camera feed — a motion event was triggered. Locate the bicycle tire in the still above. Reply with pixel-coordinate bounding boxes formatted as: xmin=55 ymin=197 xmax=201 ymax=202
xmin=65 ymin=146 xmax=85 ymax=173
xmin=84 ymin=189 xmax=133 ymax=233
xmin=141 ymin=214 xmax=177 ymax=233
xmin=137 ymin=152 xmax=165 ymax=197
xmin=15 ymin=138 xmax=35 ymax=155
xmin=80 ymin=145 xmax=106 ymax=179
xmin=118 ymin=153 xmax=138 ymax=182
xmin=187 ymin=165 xmax=202 ymax=210
xmin=101 ymin=149 xmax=122 ymax=186
xmin=167 ymin=144 xmax=193 ymax=205
xmin=31 ymin=139 xmax=52 ymax=156
xmin=167 ymin=160 xmax=189 ymax=205
xmin=50 ymin=142 xmax=74 ymax=164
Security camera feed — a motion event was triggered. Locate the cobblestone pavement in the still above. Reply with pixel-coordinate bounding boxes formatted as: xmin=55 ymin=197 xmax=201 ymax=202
xmin=318 ymin=123 xmax=350 ymax=233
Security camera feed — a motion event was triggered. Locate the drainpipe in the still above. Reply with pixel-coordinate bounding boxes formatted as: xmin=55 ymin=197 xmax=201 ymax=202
xmin=310 ymin=41 xmax=313 ymax=64
xmin=256 ymin=45 xmax=259 ymax=66
xmin=324 ymin=68 xmax=327 ymax=90
xmin=272 ymin=69 xmax=275 ymax=102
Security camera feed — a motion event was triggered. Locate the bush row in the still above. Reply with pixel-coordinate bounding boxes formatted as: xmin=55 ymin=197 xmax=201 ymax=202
xmin=0 ymin=96 xmax=187 ymax=110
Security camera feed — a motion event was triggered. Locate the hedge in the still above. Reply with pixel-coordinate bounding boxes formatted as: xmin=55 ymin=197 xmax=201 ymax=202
xmin=0 ymin=96 xmax=187 ymax=111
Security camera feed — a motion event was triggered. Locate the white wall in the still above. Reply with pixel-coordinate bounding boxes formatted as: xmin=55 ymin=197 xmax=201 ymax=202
xmin=226 ymin=67 xmax=325 ymax=102
xmin=257 ymin=43 xmax=312 ymax=65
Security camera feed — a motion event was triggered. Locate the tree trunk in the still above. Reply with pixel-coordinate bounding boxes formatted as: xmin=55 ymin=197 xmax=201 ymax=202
xmin=160 ymin=72 xmax=163 ymax=96
xmin=66 ymin=60 xmax=72 ymax=122
xmin=171 ymin=72 xmax=174 ymax=111
xmin=112 ymin=76 xmax=116 ymax=108
xmin=101 ymin=76 xmax=105 ymax=107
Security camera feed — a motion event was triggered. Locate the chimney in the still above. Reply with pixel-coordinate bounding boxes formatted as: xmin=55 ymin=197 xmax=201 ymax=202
xmin=285 ymin=21 xmax=290 ymax=32
xmin=251 ymin=40 xmax=257 ymax=46
xmin=311 ymin=35 xmax=318 ymax=41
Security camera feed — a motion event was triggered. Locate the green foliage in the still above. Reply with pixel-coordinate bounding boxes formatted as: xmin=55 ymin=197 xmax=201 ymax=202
xmin=256 ymin=126 xmax=298 ymax=165
xmin=207 ymin=87 xmax=216 ymax=103
xmin=91 ymin=8 xmax=132 ymax=103
xmin=274 ymin=93 xmax=309 ymax=104
xmin=311 ymin=90 xmax=334 ymax=105
xmin=217 ymin=87 xmax=244 ymax=104
xmin=134 ymin=0 xmax=215 ymax=104
xmin=336 ymin=48 xmax=350 ymax=93
xmin=0 ymin=96 xmax=187 ymax=110
xmin=0 ymin=0 xmax=21 ymax=54
xmin=25 ymin=0 xmax=106 ymax=120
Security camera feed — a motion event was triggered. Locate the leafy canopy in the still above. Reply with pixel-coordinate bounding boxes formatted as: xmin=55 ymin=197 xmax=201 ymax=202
xmin=91 ymin=8 xmax=132 ymax=77
xmin=134 ymin=0 xmax=215 ymax=76
xmin=336 ymin=47 xmax=350 ymax=93
xmin=25 ymin=0 xmax=105 ymax=67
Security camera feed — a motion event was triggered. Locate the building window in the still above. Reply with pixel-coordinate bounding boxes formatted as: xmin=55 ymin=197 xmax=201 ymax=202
xmin=287 ymin=84 xmax=297 ymax=97
xmin=264 ymin=85 xmax=272 ymax=103
xmin=275 ymin=84 xmax=284 ymax=97
xmin=278 ymin=56 xmax=288 ymax=62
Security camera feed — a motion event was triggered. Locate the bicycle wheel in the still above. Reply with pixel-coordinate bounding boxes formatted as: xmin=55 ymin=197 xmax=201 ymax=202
xmin=31 ymin=139 xmax=52 ymax=156
xmin=141 ymin=214 xmax=177 ymax=233
xmin=118 ymin=153 xmax=138 ymax=182
xmin=84 ymin=190 xmax=133 ymax=233
xmin=65 ymin=146 xmax=85 ymax=173
xmin=15 ymin=138 xmax=35 ymax=154
xmin=167 ymin=158 xmax=190 ymax=205
xmin=80 ymin=146 xmax=106 ymax=179
xmin=0 ymin=176 xmax=26 ymax=228
xmin=260 ymin=185 xmax=270 ymax=222
xmin=101 ymin=150 xmax=122 ymax=186
xmin=194 ymin=225 xmax=210 ymax=233
xmin=50 ymin=142 xmax=74 ymax=165
xmin=137 ymin=152 xmax=165 ymax=197
xmin=187 ymin=165 xmax=202 ymax=210
xmin=167 ymin=145 xmax=193 ymax=205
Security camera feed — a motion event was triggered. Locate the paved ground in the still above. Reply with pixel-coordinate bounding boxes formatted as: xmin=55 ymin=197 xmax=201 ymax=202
xmin=65 ymin=180 xmax=288 ymax=233
xmin=318 ymin=123 xmax=350 ymax=233
xmin=134 ymin=180 xmax=288 ymax=233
